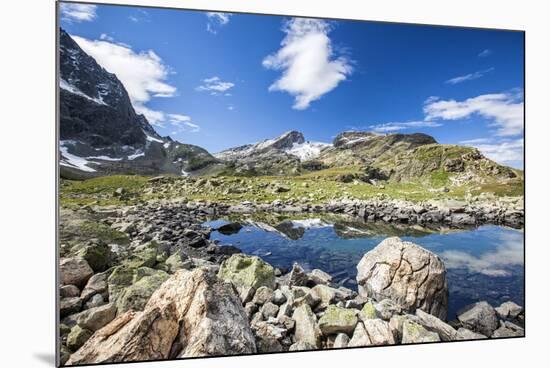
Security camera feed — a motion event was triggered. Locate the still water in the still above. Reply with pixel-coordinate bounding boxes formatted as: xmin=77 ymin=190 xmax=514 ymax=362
xmin=205 ymin=215 xmax=524 ymax=320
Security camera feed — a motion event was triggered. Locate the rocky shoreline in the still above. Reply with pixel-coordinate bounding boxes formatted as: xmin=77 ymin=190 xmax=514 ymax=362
xmin=58 ymin=201 xmax=524 ymax=365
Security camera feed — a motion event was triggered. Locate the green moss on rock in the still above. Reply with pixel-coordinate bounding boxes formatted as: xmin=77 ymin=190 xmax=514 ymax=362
xmin=116 ymin=269 xmax=169 ymax=313
xmin=218 ymin=254 xmax=275 ymax=289
xmin=318 ymin=305 xmax=358 ymax=335
xmin=360 ymin=302 xmax=378 ymax=320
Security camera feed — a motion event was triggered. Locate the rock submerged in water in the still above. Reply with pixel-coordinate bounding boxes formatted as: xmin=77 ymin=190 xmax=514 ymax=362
xmin=356 ymin=237 xmax=448 ymax=320
xmin=67 ymin=268 xmax=256 ymax=364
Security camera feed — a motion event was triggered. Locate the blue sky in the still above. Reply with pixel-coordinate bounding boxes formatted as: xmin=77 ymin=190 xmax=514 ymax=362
xmin=59 ymin=2 xmax=524 ymax=168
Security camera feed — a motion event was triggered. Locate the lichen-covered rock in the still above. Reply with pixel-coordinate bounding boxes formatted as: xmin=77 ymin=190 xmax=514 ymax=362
xmin=123 ymin=242 xmax=159 ymax=269
xmin=67 ymin=268 xmax=255 ymax=365
xmin=76 ymin=303 xmax=117 ymax=331
xmin=359 ymin=302 xmax=378 ymax=320
xmin=311 ymin=284 xmax=347 ymax=310
xmin=116 ymin=269 xmax=169 ymax=313
xmin=107 ymin=265 xmax=135 ymax=302
xmin=218 ymin=254 xmax=275 ymax=289
xmin=457 ymin=301 xmax=498 ymax=337
xmin=165 ymin=252 xmax=191 ymax=274
xmin=292 ymin=304 xmax=322 ymax=348
xmin=76 ymin=243 xmax=113 ymax=272
xmin=67 ymin=325 xmax=93 ymax=351
xmin=401 ymin=320 xmax=440 ymax=343
xmin=356 ymin=237 xmax=448 ymax=320
xmin=318 ymin=305 xmax=358 ymax=335
xmin=60 ymin=257 xmax=94 ymax=288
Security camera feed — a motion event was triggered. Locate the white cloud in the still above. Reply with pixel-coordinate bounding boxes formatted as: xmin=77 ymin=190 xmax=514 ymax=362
xmin=61 ymin=4 xmax=97 ymax=23
xmin=227 ymin=105 xmax=235 ymax=111
xmin=446 ymin=67 xmax=494 ymax=84
xmin=441 ymin=232 xmax=523 ymax=277
xmin=99 ymin=33 xmax=114 ymax=42
xmin=424 ymin=92 xmax=524 ymax=136
xmin=168 ymin=114 xmax=200 ymax=133
xmin=72 ymin=35 xmax=176 ymax=125
xmin=461 ymin=138 xmax=524 ymax=166
xmin=263 ymin=18 xmax=352 ymax=110
xmin=478 ymin=49 xmax=492 ymax=57
xmin=206 ymin=12 xmax=231 ymax=34
xmin=370 ymin=120 xmax=442 ymax=133
xmin=196 ymin=76 xmax=234 ymax=94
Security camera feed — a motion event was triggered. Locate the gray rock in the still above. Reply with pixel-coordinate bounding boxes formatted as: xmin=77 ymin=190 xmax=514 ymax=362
xmin=289 ymin=341 xmax=316 ymax=351
xmin=311 ymin=284 xmax=347 ymax=310
xmin=289 ymin=263 xmax=309 ymax=287
xmin=81 ymin=271 xmax=109 ymax=302
xmin=457 ymin=301 xmax=498 ymax=337
xmin=456 ymin=328 xmax=487 ymax=340
xmin=76 ymin=303 xmax=117 ymax=331
xmin=356 ymin=237 xmax=448 ymax=320
xmin=333 ymin=333 xmax=350 ymax=348
xmin=60 ymin=297 xmax=82 ymax=318
xmin=67 ymin=325 xmax=93 ymax=351
xmin=308 ymin=269 xmax=332 ymax=285
xmin=85 ymin=293 xmax=106 ymax=309
xmin=292 ymin=304 xmax=322 ymax=348
xmin=272 ymin=289 xmax=287 ymax=305
xmin=261 ymin=302 xmax=280 ymax=319
xmin=244 ymin=302 xmax=258 ymax=319
xmin=495 ymin=301 xmax=523 ymax=320
xmin=401 ymin=320 xmax=440 ymax=343
xmin=252 ymin=286 xmax=274 ymax=305
xmin=60 ymin=257 xmax=94 ymax=288
xmin=492 ymin=321 xmax=524 ymax=338
xmin=348 ymin=322 xmax=371 ymax=347
xmin=277 ymin=302 xmax=293 ymax=319
xmin=363 ymin=319 xmax=395 ymax=345
xmin=238 ymin=286 xmax=256 ymax=305
xmin=415 ymin=309 xmax=457 ymax=341
xmin=374 ymin=299 xmax=402 ymax=320
xmin=252 ymin=321 xmax=285 ymax=353
xmin=60 ymin=285 xmax=80 ymax=298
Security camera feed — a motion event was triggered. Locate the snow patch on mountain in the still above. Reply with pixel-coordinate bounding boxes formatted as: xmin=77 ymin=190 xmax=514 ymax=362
xmin=59 ymin=141 xmax=98 ymax=172
xmin=286 ymin=141 xmax=331 ymax=161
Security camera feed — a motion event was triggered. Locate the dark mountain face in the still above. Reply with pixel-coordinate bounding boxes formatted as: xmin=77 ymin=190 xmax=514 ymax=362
xmin=58 ymin=29 xmax=220 ymax=178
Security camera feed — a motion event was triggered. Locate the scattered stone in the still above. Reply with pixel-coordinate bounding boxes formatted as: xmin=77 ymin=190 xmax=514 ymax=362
xmin=401 ymin=320 xmax=440 ymax=343
xmin=309 ymin=269 xmax=332 ymax=285
xmin=77 ymin=303 xmax=117 ymax=331
xmin=363 ymin=319 xmax=395 ymax=345
xmin=495 ymin=301 xmax=523 ymax=320
xmin=81 ymin=271 xmax=109 ymax=301
xmin=333 ymin=333 xmax=349 ymax=348
xmin=348 ymin=322 xmax=371 ymax=347
xmin=359 ymin=302 xmax=378 ymax=320
xmin=60 ymin=297 xmax=82 ymax=318
xmin=415 ymin=309 xmax=457 ymax=341
xmin=356 ymin=237 xmax=448 ymax=320
xmin=456 ymin=328 xmax=487 ymax=340
xmin=261 ymin=302 xmax=280 ymax=319
xmin=492 ymin=321 xmax=524 ymax=338
xmin=289 ymin=341 xmax=316 ymax=351
xmin=292 ymin=304 xmax=322 ymax=348
xmin=457 ymin=301 xmax=498 ymax=337
xmin=272 ymin=289 xmax=287 ymax=305
xmin=60 ymin=285 xmax=80 ymax=298
xmin=238 ymin=286 xmax=256 ymax=304
xmin=217 ymin=222 xmax=243 ymax=235
xmin=116 ymin=269 xmax=169 ymax=313
xmin=77 ymin=243 xmax=113 ymax=272
xmin=252 ymin=286 xmax=274 ymax=305
xmin=85 ymin=294 xmax=106 ymax=309
xmin=288 ymin=263 xmax=309 ymax=287
xmin=60 ymin=257 xmax=94 ymax=288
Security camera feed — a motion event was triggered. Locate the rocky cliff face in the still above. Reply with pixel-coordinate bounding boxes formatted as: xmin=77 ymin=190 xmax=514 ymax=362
xmin=59 ymin=29 xmax=220 ymax=179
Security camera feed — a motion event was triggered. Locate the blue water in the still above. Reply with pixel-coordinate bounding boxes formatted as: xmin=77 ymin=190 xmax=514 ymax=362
xmin=205 ymin=217 xmax=524 ymax=320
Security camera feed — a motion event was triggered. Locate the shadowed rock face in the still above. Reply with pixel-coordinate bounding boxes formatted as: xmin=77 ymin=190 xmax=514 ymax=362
xmin=67 ymin=268 xmax=256 ymax=365
xmin=356 ymin=237 xmax=448 ymax=320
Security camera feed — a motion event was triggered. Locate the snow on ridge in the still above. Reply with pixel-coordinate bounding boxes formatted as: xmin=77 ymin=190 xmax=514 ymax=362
xmin=86 ymin=155 xmax=123 ymax=161
xmin=286 ymin=141 xmax=331 ymax=161
xmin=59 ymin=142 xmax=97 ymax=172
xmin=144 ymin=131 xmax=164 ymax=144
xmin=127 ymin=151 xmax=145 ymax=160
xmin=60 ymin=79 xmax=107 ymax=106
xmin=291 ymin=218 xmax=332 ymax=229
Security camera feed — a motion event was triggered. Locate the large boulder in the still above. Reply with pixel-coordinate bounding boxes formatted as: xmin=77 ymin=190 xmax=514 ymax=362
xmin=67 ymin=268 xmax=255 ymax=364
xmin=362 ymin=319 xmax=395 ymax=345
xmin=76 ymin=243 xmax=113 ymax=272
xmin=401 ymin=320 xmax=440 ymax=344
xmin=60 ymin=257 xmax=94 ymax=288
xmin=356 ymin=237 xmax=448 ymax=320
xmin=76 ymin=303 xmax=117 ymax=332
xmin=218 ymin=254 xmax=275 ymax=289
xmin=457 ymin=301 xmax=498 ymax=337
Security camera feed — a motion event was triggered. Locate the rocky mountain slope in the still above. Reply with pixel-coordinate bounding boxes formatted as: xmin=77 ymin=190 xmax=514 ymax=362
xmin=59 ymin=29 xmax=220 ymax=179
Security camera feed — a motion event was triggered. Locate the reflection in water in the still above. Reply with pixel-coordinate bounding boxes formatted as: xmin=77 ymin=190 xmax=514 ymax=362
xmin=205 ymin=214 xmax=524 ymax=319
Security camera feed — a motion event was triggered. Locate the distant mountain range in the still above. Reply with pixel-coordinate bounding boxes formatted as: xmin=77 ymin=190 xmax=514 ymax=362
xmin=58 ymin=29 xmax=519 ymax=185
